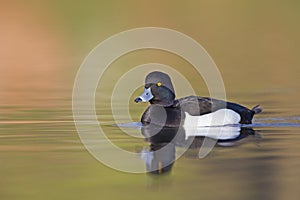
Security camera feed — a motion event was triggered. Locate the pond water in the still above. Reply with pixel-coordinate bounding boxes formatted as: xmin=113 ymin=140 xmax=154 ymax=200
xmin=1 ymin=85 xmax=300 ymax=200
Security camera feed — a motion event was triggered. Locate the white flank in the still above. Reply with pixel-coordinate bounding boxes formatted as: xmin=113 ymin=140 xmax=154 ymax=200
xmin=183 ymin=109 xmax=241 ymax=140
xmin=184 ymin=109 xmax=241 ymax=128
xmin=184 ymin=126 xmax=241 ymax=140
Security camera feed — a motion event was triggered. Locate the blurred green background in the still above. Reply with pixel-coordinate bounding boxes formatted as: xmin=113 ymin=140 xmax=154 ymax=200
xmin=1 ymin=0 xmax=299 ymax=108
xmin=1 ymin=1 xmax=300 ymax=200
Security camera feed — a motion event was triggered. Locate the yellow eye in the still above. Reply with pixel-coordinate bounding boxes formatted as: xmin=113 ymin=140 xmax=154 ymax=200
xmin=157 ymin=82 xmax=162 ymax=87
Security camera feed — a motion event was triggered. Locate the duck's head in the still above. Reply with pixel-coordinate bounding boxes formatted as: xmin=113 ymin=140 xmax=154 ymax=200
xmin=134 ymin=71 xmax=175 ymax=107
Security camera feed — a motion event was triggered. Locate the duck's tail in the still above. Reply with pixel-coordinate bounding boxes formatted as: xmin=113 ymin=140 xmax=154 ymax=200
xmin=251 ymin=105 xmax=262 ymax=114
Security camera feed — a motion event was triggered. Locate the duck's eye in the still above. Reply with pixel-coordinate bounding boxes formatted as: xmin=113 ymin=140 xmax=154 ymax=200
xmin=146 ymin=93 xmax=149 ymax=95
xmin=157 ymin=82 xmax=162 ymax=87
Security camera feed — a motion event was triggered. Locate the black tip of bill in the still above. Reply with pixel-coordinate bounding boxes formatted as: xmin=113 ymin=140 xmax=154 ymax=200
xmin=134 ymin=97 xmax=142 ymax=103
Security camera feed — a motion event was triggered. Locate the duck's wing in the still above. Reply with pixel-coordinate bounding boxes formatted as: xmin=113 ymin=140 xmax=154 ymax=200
xmin=175 ymin=96 xmax=252 ymax=115
xmin=175 ymin=96 xmax=256 ymax=124
xmin=174 ymin=96 xmax=223 ymax=115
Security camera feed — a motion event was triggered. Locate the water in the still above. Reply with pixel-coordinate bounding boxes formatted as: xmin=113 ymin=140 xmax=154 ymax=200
xmin=1 ymin=90 xmax=300 ymax=200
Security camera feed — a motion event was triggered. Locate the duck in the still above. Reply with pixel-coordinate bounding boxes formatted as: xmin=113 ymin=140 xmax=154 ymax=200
xmin=134 ymin=71 xmax=262 ymax=127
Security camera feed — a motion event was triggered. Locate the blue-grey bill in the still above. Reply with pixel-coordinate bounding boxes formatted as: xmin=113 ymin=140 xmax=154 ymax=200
xmin=134 ymin=87 xmax=154 ymax=103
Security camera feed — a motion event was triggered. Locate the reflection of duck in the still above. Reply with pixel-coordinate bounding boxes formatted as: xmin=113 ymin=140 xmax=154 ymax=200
xmin=141 ymin=143 xmax=175 ymax=175
xmin=141 ymin=124 xmax=257 ymax=174
xmin=135 ymin=71 xmax=262 ymax=127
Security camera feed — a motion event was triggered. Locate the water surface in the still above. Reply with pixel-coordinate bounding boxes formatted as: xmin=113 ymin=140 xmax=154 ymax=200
xmin=1 ymin=88 xmax=300 ymax=200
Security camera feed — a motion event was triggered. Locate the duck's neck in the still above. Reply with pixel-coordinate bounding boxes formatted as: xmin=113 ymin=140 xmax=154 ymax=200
xmin=150 ymin=98 xmax=175 ymax=107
